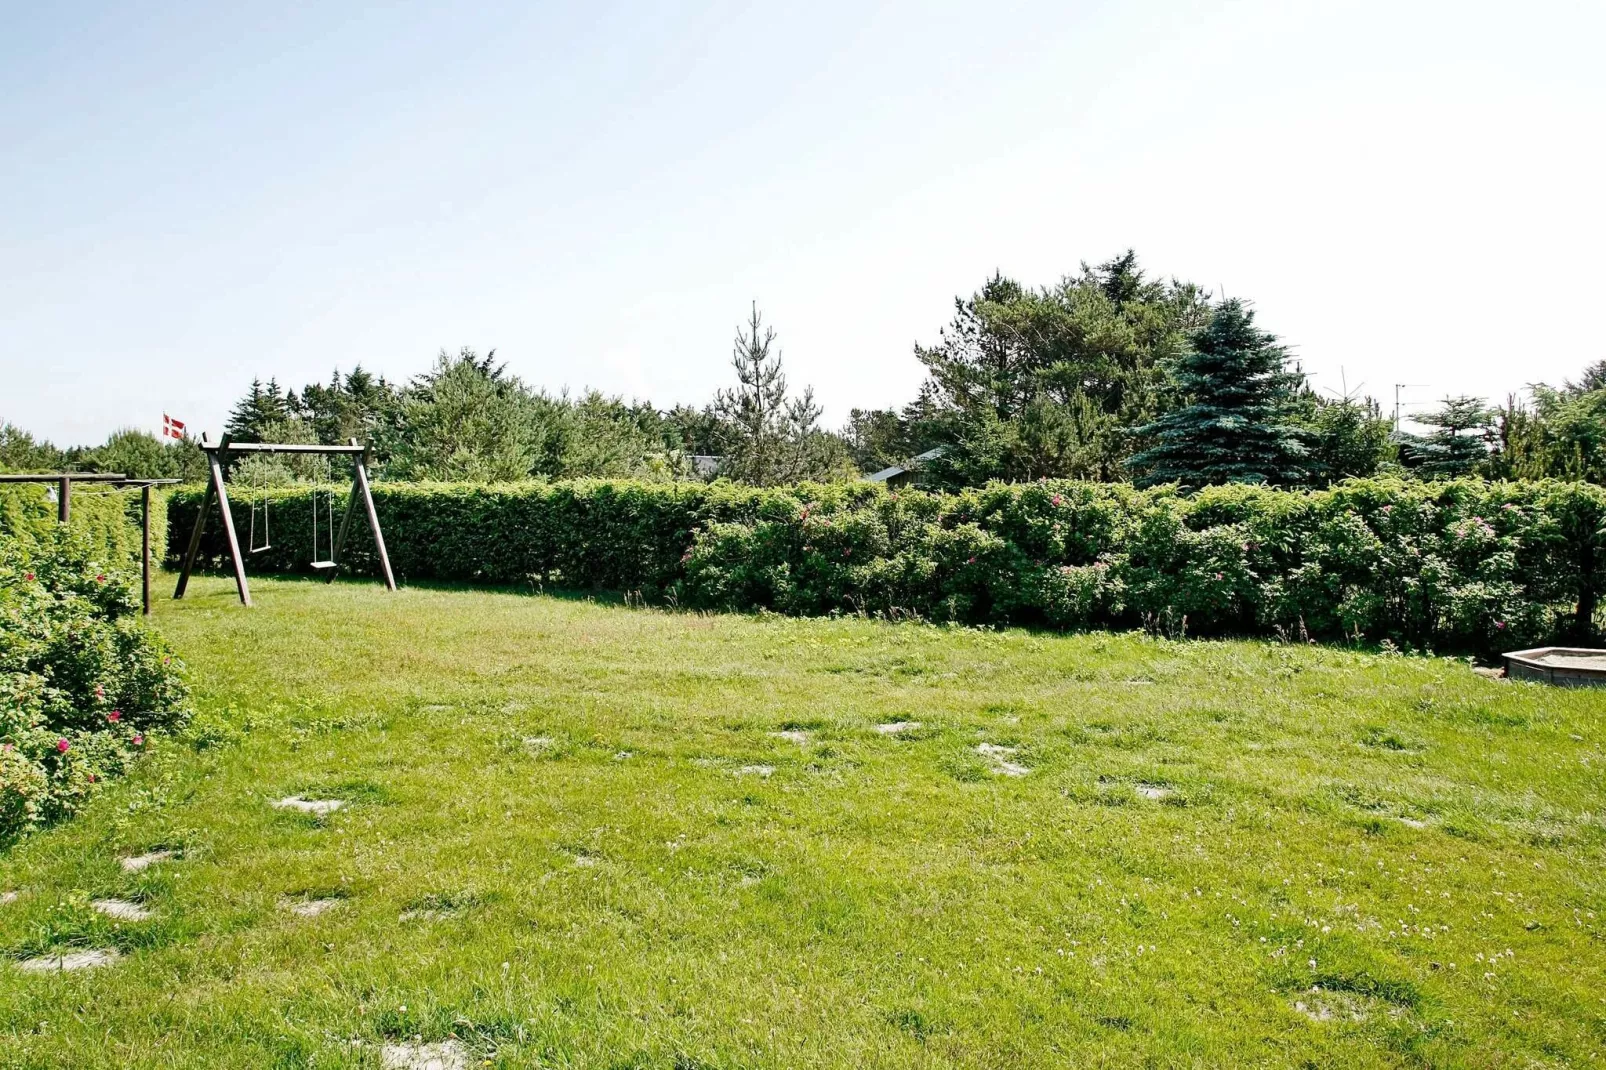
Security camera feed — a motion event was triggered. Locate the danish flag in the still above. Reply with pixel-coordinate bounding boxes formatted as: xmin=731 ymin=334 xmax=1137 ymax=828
xmin=162 ymin=413 xmax=186 ymax=440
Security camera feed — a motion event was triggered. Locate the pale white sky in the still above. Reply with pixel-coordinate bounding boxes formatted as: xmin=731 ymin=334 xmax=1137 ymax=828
xmin=3 ymin=0 xmax=1602 ymax=445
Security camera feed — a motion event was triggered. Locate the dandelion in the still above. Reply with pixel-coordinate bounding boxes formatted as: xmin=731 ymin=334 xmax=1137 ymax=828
xmin=56 ymin=739 xmax=70 ymax=753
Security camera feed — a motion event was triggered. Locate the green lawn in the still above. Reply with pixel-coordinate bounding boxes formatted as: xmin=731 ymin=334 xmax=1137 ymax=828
xmin=1 ymin=576 xmax=1603 ymax=1068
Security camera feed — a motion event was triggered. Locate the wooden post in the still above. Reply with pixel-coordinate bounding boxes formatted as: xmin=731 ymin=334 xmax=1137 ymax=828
xmin=141 ymin=484 xmax=152 ymax=616
xmin=328 ymin=439 xmax=396 ymax=590
xmin=209 ymin=436 xmax=251 ymax=607
xmin=174 ymin=434 xmax=215 ymax=599
xmin=58 ymin=477 xmax=70 ymax=524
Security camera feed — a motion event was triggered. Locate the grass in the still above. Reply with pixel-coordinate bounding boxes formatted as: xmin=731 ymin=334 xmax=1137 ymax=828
xmin=0 ymin=575 xmax=1603 ymax=1067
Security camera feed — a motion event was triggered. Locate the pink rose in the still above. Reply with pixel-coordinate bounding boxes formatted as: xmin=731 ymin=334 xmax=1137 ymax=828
xmin=108 ymin=710 xmax=121 ymax=723
xmin=56 ymin=739 xmax=70 ymax=753
xmin=132 ymin=735 xmax=144 ymax=747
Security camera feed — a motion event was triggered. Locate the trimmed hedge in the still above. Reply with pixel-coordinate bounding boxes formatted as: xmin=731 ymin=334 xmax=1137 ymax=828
xmin=167 ymin=477 xmax=1606 ymax=653
xmin=0 ymin=482 xmax=156 ymax=562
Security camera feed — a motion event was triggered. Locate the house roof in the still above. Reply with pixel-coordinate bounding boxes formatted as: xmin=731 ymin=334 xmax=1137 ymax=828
xmin=865 ymin=446 xmax=945 ymax=483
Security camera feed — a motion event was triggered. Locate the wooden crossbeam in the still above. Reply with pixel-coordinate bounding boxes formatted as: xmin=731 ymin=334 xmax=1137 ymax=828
xmin=198 ymin=442 xmax=367 ymax=455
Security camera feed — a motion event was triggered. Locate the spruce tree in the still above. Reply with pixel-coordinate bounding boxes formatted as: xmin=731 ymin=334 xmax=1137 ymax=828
xmin=1128 ymin=299 xmax=1310 ymax=487
xmin=1414 ymin=395 xmax=1492 ymax=478
xmin=225 ymin=378 xmax=291 ymax=441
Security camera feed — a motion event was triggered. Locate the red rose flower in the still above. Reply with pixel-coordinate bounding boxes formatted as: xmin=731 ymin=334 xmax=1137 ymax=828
xmin=132 ymin=735 xmax=144 ymax=746
xmin=108 ymin=710 xmax=122 ymax=723
xmin=56 ymin=739 xmax=70 ymax=753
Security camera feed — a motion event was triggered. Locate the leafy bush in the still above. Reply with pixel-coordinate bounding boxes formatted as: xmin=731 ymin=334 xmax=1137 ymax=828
xmin=0 ymin=528 xmax=188 ymax=839
xmin=167 ymin=477 xmax=1606 ymax=654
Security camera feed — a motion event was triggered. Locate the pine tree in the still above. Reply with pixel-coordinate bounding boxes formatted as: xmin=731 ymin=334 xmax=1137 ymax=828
xmin=712 ymin=303 xmax=839 ymax=485
xmin=1128 ymin=299 xmax=1310 ymax=488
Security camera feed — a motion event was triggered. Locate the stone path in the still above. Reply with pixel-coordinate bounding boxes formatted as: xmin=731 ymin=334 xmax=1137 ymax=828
xmin=274 ymin=796 xmax=345 ymax=815
xmin=17 ymin=948 xmax=120 ymax=972
xmin=381 ymin=1039 xmax=468 ymax=1070
xmin=976 ymin=743 xmax=1030 ymax=776
xmin=92 ymin=898 xmax=152 ymax=922
xmin=121 ymin=850 xmax=174 ymax=873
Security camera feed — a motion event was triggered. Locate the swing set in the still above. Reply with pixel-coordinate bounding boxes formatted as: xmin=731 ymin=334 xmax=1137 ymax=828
xmin=173 ymin=432 xmax=396 ymax=607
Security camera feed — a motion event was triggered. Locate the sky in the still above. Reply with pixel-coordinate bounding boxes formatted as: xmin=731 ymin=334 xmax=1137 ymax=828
xmin=3 ymin=0 xmax=1603 ymax=446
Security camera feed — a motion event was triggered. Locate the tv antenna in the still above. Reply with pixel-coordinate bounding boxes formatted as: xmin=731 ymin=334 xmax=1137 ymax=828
xmin=1393 ymin=383 xmax=1429 ymax=435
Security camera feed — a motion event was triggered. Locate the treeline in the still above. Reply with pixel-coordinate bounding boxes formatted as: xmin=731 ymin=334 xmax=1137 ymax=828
xmin=7 ymin=251 xmax=1606 ymax=489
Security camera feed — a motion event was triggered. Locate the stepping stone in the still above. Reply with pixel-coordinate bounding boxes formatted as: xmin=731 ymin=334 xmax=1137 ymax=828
xmin=283 ymin=897 xmax=343 ymax=917
xmin=875 ymin=721 xmax=920 ymax=735
xmin=737 ymin=764 xmax=774 ymax=778
xmin=92 ymin=898 xmax=152 ymax=922
xmin=1135 ymin=783 xmax=1171 ymax=800
xmin=772 ymin=730 xmax=810 ymax=744
xmin=17 ymin=948 xmax=120 ymax=972
xmin=381 ymin=1039 xmax=468 ymax=1070
xmin=121 ymin=850 xmax=174 ymax=873
xmin=976 ymin=743 xmax=1030 ymax=776
xmin=274 ymin=796 xmax=344 ymax=815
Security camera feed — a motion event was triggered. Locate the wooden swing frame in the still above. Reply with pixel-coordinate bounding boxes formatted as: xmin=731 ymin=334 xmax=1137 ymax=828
xmin=173 ymin=433 xmax=396 ymax=607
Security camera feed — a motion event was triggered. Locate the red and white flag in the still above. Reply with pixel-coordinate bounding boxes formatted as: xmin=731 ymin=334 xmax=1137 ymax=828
xmin=162 ymin=413 xmax=186 ymax=440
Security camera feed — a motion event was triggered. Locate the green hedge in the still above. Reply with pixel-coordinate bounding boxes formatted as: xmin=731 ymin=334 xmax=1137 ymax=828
xmin=0 ymin=482 xmax=157 ymax=563
xmin=166 ymin=477 xmax=1606 ymax=653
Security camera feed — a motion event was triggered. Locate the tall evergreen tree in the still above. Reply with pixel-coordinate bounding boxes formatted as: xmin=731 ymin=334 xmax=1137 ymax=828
xmin=912 ymin=252 xmax=1211 ymax=485
xmin=1128 ymin=299 xmax=1310 ymax=488
xmin=712 ymin=303 xmax=847 ymax=484
xmin=224 ymin=378 xmax=292 ymax=441
xmin=1413 ymin=396 xmax=1494 ymax=478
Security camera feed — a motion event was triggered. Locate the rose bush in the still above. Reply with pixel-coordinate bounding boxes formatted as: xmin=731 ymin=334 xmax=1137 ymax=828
xmin=0 ymin=528 xmax=188 ymax=839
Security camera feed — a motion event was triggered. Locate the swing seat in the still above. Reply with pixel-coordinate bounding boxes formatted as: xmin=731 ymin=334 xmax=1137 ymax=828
xmin=310 ymin=560 xmax=338 ymax=570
